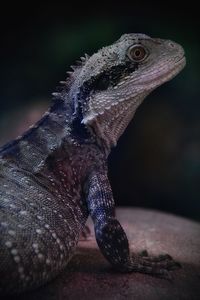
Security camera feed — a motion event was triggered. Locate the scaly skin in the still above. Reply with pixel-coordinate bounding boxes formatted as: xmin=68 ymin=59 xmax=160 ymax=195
xmin=0 ymin=33 xmax=186 ymax=295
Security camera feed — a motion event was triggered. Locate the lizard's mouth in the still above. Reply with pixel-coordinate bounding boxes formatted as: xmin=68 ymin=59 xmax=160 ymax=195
xmin=171 ymin=55 xmax=186 ymax=73
xmin=158 ymin=56 xmax=186 ymax=84
xmin=176 ymin=56 xmax=186 ymax=65
xmin=144 ymin=55 xmax=186 ymax=88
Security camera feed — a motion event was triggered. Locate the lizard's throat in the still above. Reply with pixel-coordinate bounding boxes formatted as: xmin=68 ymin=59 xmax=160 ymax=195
xmin=83 ymin=94 xmax=145 ymax=155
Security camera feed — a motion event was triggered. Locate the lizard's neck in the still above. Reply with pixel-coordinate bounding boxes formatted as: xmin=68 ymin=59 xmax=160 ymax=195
xmin=0 ymin=95 xmax=95 ymax=172
xmin=81 ymin=92 xmax=148 ymax=157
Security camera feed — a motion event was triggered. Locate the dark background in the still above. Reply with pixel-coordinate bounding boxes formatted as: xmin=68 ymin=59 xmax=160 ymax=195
xmin=0 ymin=2 xmax=199 ymax=220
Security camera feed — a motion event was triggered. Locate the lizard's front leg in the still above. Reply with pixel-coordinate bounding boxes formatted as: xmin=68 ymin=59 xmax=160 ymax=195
xmin=85 ymin=167 xmax=181 ymax=278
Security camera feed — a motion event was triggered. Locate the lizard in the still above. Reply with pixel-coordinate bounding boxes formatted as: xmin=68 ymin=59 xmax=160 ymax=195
xmin=0 ymin=33 xmax=186 ymax=295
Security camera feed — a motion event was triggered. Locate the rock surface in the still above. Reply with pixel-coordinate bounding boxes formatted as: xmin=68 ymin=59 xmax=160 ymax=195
xmin=3 ymin=208 xmax=200 ymax=300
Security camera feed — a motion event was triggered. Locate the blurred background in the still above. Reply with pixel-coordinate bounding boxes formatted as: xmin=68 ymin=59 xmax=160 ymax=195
xmin=0 ymin=2 xmax=199 ymax=220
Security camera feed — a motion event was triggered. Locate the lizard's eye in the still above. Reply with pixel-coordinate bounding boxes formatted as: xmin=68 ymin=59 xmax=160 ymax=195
xmin=127 ymin=45 xmax=148 ymax=62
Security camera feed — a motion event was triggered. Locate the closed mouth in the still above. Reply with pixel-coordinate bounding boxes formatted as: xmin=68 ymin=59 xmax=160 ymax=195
xmin=160 ymin=55 xmax=186 ymax=81
xmin=175 ymin=55 xmax=186 ymax=67
xmin=142 ymin=55 xmax=186 ymax=87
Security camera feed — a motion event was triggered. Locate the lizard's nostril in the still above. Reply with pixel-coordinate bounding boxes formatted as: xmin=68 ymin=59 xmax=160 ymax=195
xmin=168 ymin=42 xmax=176 ymax=48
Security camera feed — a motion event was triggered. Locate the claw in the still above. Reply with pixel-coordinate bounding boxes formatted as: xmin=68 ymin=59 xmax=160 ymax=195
xmin=130 ymin=251 xmax=181 ymax=278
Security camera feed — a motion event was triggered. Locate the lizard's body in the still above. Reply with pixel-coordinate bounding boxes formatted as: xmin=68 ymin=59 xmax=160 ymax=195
xmin=0 ymin=33 xmax=186 ymax=295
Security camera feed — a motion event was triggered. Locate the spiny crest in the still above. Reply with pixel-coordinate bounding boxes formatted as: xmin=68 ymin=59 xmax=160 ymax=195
xmin=51 ymin=53 xmax=90 ymax=101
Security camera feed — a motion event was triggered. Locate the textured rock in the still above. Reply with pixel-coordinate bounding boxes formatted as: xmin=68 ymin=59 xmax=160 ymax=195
xmin=3 ymin=208 xmax=200 ymax=300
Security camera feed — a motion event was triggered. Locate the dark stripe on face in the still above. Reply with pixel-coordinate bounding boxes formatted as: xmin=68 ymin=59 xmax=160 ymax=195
xmin=93 ymin=61 xmax=139 ymax=91
xmin=79 ymin=61 xmax=138 ymax=97
xmin=77 ymin=61 xmax=138 ymax=115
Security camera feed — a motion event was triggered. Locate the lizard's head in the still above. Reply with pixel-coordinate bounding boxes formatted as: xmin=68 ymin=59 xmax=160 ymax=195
xmin=70 ymin=33 xmax=186 ymax=152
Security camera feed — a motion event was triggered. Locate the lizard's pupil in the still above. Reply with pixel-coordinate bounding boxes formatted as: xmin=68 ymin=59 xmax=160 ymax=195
xmin=135 ymin=50 xmax=141 ymax=57
xmin=128 ymin=45 xmax=147 ymax=62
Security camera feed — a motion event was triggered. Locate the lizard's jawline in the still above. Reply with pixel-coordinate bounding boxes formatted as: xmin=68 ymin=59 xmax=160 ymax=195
xmin=156 ymin=57 xmax=186 ymax=84
xmin=142 ymin=57 xmax=186 ymax=88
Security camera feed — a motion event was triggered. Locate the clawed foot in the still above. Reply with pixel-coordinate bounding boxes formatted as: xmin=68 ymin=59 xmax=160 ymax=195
xmin=80 ymin=225 xmax=92 ymax=241
xmin=130 ymin=250 xmax=181 ymax=279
